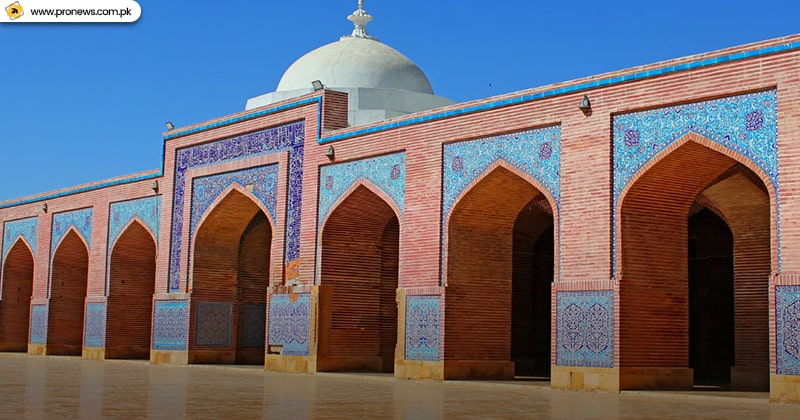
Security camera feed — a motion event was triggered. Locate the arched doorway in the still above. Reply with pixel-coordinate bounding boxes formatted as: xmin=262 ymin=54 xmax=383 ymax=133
xmin=48 ymin=230 xmax=89 ymax=355
xmin=446 ymin=165 xmax=555 ymax=379
xmin=619 ymin=137 xmax=771 ymax=390
xmin=190 ymin=189 xmax=272 ymax=365
xmin=106 ymin=221 xmax=156 ymax=359
xmin=318 ymin=184 xmax=399 ymax=373
xmin=0 ymin=239 xmax=35 ymax=352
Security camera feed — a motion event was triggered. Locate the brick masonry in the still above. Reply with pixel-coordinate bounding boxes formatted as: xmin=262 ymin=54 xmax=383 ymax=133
xmin=0 ymin=33 xmax=798 ymax=398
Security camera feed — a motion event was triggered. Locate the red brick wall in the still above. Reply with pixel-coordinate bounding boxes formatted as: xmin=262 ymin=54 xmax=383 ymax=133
xmin=445 ymin=167 xmax=543 ymax=361
xmin=319 ymin=185 xmax=398 ymax=371
xmin=106 ymin=221 xmax=156 ymax=359
xmin=190 ymin=189 xmax=265 ymax=357
xmin=0 ymin=240 xmax=34 ymax=351
xmin=47 ymin=230 xmax=88 ymax=355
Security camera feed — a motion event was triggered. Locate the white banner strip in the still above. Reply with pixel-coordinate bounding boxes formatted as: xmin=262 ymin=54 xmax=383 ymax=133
xmin=4 ymin=1 xmax=141 ymax=23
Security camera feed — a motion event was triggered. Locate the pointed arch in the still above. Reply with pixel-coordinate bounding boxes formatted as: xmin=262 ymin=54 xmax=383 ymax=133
xmin=317 ymin=183 xmax=399 ymax=373
xmin=189 ymin=186 xmax=273 ymax=365
xmin=2 ymin=236 xmax=34 ymax=266
xmin=105 ymin=219 xmax=156 ymax=359
xmin=617 ymin=133 xmax=772 ymax=390
xmin=319 ymin=177 xmax=403 ymax=230
xmin=0 ymin=238 xmax=35 ymax=351
xmin=47 ymin=229 xmax=89 ymax=355
xmin=443 ymin=161 xmax=556 ymax=379
xmin=108 ymin=216 xmax=158 ymax=257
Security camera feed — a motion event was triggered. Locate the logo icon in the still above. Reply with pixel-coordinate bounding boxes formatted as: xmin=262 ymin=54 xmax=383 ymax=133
xmin=6 ymin=1 xmax=22 ymax=19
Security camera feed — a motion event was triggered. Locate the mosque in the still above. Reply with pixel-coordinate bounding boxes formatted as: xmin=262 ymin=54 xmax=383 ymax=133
xmin=2 ymin=1 xmax=800 ymax=403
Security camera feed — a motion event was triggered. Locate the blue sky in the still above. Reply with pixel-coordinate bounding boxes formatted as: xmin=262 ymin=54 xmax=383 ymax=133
xmin=2 ymin=0 xmax=798 ymax=202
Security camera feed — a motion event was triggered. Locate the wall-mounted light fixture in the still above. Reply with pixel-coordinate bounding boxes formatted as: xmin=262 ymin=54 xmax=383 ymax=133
xmin=579 ymin=95 xmax=591 ymax=113
xmin=165 ymin=121 xmax=175 ymax=131
xmin=41 ymin=202 xmax=47 ymax=213
xmin=326 ymin=145 xmax=335 ymax=161
xmin=151 ymin=180 xmax=159 ymax=193
xmin=311 ymin=80 xmax=325 ymax=91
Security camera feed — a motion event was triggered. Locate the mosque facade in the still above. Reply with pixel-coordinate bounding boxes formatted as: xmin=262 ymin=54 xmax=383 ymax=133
xmin=2 ymin=3 xmax=800 ymax=402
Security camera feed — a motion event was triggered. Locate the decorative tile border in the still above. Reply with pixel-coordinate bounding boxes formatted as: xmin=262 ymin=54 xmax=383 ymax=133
xmin=152 ymin=300 xmax=188 ymax=351
xmin=51 ymin=208 xmax=93 ymax=253
xmin=776 ymin=285 xmax=800 ymax=375
xmin=108 ymin=196 xmax=161 ymax=251
xmin=168 ymin=121 xmax=304 ymax=292
xmin=442 ymin=126 xmax=561 ymax=215
xmin=613 ymin=90 xmax=779 ymax=273
xmin=556 ymin=290 xmax=614 ymax=368
xmin=2 ymin=217 xmax=37 ymax=262
xmin=83 ymin=302 xmax=106 ymax=348
xmin=195 ymin=301 xmax=232 ymax=347
xmin=319 ymin=152 xmax=405 ymax=224
xmin=240 ymin=303 xmax=266 ymax=349
xmin=267 ymin=294 xmax=310 ymax=356
xmin=29 ymin=304 xmax=47 ymax=345
xmin=405 ymin=295 xmax=441 ymax=361
xmin=190 ymin=164 xmax=279 ymax=238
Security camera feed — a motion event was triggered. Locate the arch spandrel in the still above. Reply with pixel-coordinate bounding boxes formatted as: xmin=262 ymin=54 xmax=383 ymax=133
xmin=2 ymin=217 xmax=37 ymax=263
xmin=108 ymin=196 xmax=161 ymax=253
xmin=318 ymin=152 xmax=405 ymax=226
xmin=51 ymin=208 xmax=93 ymax=255
xmin=613 ymin=90 xmax=779 ymax=273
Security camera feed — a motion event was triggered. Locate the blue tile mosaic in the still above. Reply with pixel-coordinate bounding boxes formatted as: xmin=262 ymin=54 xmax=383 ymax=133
xmin=169 ymin=121 xmax=304 ymax=292
xmin=51 ymin=208 xmax=93 ymax=253
xmin=29 ymin=304 xmax=47 ymax=345
xmin=190 ymin=164 xmax=278 ymax=237
xmin=613 ymin=90 xmax=779 ymax=274
xmin=319 ymin=153 xmax=405 ymax=225
xmin=152 ymin=300 xmax=188 ymax=351
xmin=776 ymin=286 xmax=800 ymax=375
xmin=240 ymin=303 xmax=266 ymax=349
xmin=442 ymin=126 xmax=561 ymax=215
xmin=2 ymin=217 xmax=37 ymax=262
xmin=268 ymin=294 xmax=310 ymax=356
xmin=195 ymin=301 xmax=232 ymax=347
xmin=83 ymin=302 xmax=106 ymax=348
xmin=556 ymin=290 xmax=614 ymax=368
xmin=405 ymin=295 xmax=441 ymax=361
xmin=108 ymin=196 xmax=161 ymax=251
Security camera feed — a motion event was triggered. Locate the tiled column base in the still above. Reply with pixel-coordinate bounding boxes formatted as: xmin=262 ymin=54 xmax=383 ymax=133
xmin=82 ymin=347 xmax=105 ymax=360
xmin=264 ymin=354 xmax=314 ymax=373
xmin=395 ymin=360 xmax=444 ymax=380
xmin=27 ymin=344 xmax=46 ymax=355
xmin=770 ymin=375 xmax=800 ymax=403
xmin=552 ymin=366 xmax=620 ymax=392
xmin=150 ymin=350 xmax=188 ymax=365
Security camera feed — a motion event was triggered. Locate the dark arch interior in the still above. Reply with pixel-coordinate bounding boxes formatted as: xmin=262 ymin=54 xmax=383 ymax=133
xmin=47 ymin=230 xmax=88 ymax=356
xmin=0 ymin=240 xmax=35 ymax=352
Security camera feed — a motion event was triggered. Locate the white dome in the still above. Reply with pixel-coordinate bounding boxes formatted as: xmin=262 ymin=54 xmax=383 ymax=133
xmin=276 ymin=36 xmax=435 ymax=95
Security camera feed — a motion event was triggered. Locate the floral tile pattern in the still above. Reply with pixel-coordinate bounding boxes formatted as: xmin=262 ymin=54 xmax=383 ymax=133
xmin=268 ymin=294 xmax=310 ymax=356
xmin=2 ymin=217 xmax=37 ymax=262
xmin=83 ymin=302 xmax=106 ymax=348
xmin=51 ymin=208 xmax=93 ymax=252
xmin=777 ymin=286 xmax=800 ymax=375
xmin=108 ymin=196 xmax=161 ymax=251
xmin=318 ymin=152 xmax=405 ymax=225
xmin=556 ymin=290 xmax=614 ymax=368
xmin=169 ymin=121 xmax=304 ymax=292
xmin=612 ymin=90 xmax=779 ymax=273
xmin=405 ymin=295 xmax=441 ymax=361
xmin=29 ymin=304 xmax=47 ymax=345
xmin=190 ymin=164 xmax=279 ymax=237
xmin=152 ymin=300 xmax=189 ymax=351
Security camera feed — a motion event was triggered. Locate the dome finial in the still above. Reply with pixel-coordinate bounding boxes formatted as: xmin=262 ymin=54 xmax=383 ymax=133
xmin=344 ymin=0 xmax=378 ymax=40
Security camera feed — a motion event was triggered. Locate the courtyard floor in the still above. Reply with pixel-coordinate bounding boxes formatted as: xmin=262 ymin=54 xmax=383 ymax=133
xmin=1 ymin=353 xmax=799 ymax=419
